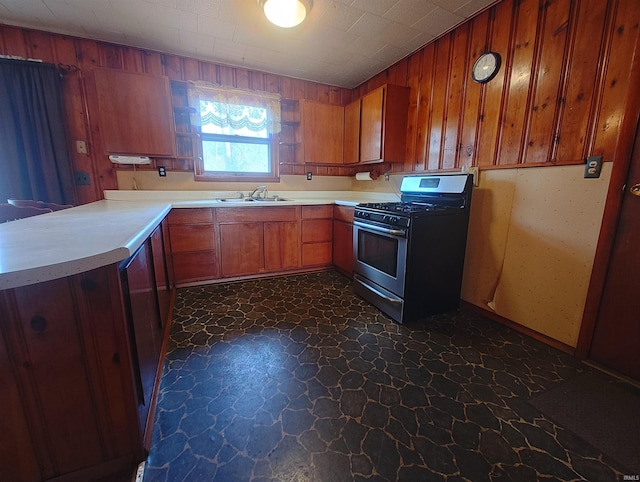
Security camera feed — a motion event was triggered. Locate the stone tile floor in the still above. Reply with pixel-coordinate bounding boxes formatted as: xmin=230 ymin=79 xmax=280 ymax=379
xmin=143 ymin=270 xmax=630 ymax=481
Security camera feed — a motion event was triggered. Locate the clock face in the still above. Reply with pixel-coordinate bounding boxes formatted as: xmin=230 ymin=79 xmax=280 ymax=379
xmin=472 ymin=52 xmax=501 ymax=83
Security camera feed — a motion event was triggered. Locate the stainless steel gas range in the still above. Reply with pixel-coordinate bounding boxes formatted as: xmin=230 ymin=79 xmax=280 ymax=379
xmin=353 ymin=174 xmax=474 ymax=323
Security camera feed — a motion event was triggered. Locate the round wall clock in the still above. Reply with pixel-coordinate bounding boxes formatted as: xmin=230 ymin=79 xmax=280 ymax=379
xmin=472 ymin=52 xmax=501 ymax=83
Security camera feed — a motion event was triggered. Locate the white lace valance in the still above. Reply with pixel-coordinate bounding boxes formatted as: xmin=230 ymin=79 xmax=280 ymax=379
xmin=188 ymin=81 xmax=282 ymax=134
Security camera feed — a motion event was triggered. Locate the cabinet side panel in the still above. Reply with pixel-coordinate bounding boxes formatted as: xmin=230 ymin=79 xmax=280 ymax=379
xmin=0 ymin=292 xmax=41 ymax=481
xmin=12 ymin=279 xmax=104 ymax=475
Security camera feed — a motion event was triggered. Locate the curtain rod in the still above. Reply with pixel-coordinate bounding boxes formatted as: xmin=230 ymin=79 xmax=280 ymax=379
xmin=0 ymin=55 xmax=79 ymax=74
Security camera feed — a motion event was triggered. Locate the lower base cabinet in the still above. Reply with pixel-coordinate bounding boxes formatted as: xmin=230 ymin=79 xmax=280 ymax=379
xmin=0 ymin=227 xmax=172 ymax=481
xmin=217 ymin=207 xmax=300 ymax=278
xmin=333 ymin=205 xmax=354 ymax=276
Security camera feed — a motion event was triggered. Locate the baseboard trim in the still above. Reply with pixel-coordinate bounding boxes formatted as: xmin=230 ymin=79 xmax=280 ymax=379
xmin=461 ymin=300 xmax=576 ymax=356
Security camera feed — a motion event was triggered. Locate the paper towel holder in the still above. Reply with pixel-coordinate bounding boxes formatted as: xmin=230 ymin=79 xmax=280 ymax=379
xmin=355 ymin=170 xmax=379 ymax=181
xmin=109 ymin=155 xmax=151 ymax=165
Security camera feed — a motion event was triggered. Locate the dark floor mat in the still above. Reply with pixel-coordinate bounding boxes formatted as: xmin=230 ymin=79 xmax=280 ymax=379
xmin=529 ymin=371 xmax=640 ymax=474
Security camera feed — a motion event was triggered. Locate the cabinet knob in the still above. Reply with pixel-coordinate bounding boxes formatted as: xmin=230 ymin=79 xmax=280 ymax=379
xmin=30 ymin=315 xmax=47 ymax=333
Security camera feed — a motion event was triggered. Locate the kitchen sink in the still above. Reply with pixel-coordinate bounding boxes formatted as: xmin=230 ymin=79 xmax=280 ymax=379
xmin=217 ymin=196 xmax=290 ymax=202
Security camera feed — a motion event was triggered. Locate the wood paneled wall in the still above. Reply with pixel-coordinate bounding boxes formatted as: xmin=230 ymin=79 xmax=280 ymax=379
xmin=355 ymin=0 xmax=640 ymax=176
xmin=1 ymin=0 xmax=638 ymax=203
xmin=0 ymin=26 xmax=352 ymax=204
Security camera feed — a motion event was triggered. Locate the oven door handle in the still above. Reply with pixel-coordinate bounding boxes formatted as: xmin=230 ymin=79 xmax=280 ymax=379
xmin=354 ymin=274 xmax=403 ymax=304
xmin=354 ymin=221 xmax=406 ymax=237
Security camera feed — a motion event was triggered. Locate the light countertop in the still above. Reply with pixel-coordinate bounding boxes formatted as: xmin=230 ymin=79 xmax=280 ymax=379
xmin=0 ymin=200 xmax=171 ymax=290
xmin=1 ymin=191 xmax=396 ymax=290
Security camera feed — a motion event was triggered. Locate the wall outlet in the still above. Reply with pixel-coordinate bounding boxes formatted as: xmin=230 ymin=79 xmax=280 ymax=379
xmin=306 ymin=172 xmax=312 ymax=180
xmin=74 ymin=171 xmax=91 ymax=185
xmin=75 ymin=140 xmax=87 ymax=154
xmin=158 ymin=166 xmax=167 ymax=177
xmin=584 ymin=156 xmax=603 ymax=178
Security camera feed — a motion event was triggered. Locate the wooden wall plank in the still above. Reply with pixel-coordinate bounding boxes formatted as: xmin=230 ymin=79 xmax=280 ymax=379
xmin=497 ymin=0 xmax=538 ymax=166
xmin=122 ymin=46 xmax=144 ymax=73
xmin=404 ymin=50 xmax=423 ymax=171
xmin=476 ymin=0 xmax=513 ymax=168
xmin=415 ymin=43 xmax=435 ymax=171
xmin=459 ymin=10 xmax=489 ymax=169
xmin=24 ymin=30 xmax=55 ymax=63
xmin=235 ymin=67 xmax=250 ymax=89
xmin=142 ymin=51 xmax=163 ymax=75
xmin=523 ymin=0 xmax=571 ymax=165
xmin=52 ymin=35 xmax=79 ymax=66
xmin=182 ymin=58 xmax=199 ymax=81
xmin=443 ymin=24 xmax=470 ymax=170
xmin=98 ymin=43 xmax=123 ymax=70
xmin=555 ymin=0 xmax=607 ymax=164
xmin=162 ymin=54 xmax=183 ymax=80
xmin=592 ymin=0 xmax=640 ymax=158
xmin=76 ymin=39 xmax=100 ymax=70
xmin=1 ymin=27 xmax=29 ymax=58
xmin=428 ymin=35 xmax=452 ymax=170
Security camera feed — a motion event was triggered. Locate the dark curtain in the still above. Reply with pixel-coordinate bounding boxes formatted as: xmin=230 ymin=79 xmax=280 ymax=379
xmin=0 ymin=59 xmax=76 ymax=205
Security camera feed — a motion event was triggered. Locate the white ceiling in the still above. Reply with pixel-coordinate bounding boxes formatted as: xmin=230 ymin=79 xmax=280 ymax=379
xmin=0 ymin=0 xmax=496 ymax=88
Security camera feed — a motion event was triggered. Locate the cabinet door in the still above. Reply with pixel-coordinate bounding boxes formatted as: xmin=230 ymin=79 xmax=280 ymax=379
xmin=93 ymin=68 xmax=176 ymax=156
xmin=301 ymin=100 xmax=344 ymax=164
xmin=150 ymin=224 xmax=172 ymax=327
xmin=264 ymin=221 xmax=300 ymax=271
xmin=333 ymin=219 xmax=354 ymax=276
xmin=121 ymin=241 xmax=163 ymax=437
xmin=219 ymin=223 xmax=263 ymax=277
xmin=344 ymin=99 xmax=361 ymax=165
xmin=360 ymin=87 xmax=384 ymax=163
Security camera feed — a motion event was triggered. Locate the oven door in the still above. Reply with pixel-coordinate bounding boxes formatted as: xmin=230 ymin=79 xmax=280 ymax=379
xmin=353 ymin=220 xmax=407 ymax=296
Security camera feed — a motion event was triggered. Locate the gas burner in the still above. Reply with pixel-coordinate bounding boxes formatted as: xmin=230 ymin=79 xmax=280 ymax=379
xmin=357 ymin=201 xmax=441 ymax=214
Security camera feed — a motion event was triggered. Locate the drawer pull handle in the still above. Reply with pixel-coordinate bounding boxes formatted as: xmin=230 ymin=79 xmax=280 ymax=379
xmin=30 ymin=315 xmax=47 ymax=333
xmin=630 ymin=183 xmax=640 ymax=196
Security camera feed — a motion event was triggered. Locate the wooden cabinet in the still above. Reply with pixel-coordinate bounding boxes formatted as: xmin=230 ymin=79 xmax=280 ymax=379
xmin=357 ymin=84 xmax=410 ymax=164
xmin=168 ymin=208 xmax=219 ymax=285
xmin=300 ymin=100 xmax=345 ymax=164
xmin=301 ymin=205 xmax=333 ymax=267
xmin=218 ymin=207 xmax=300 ymax=277
xmin=344 ymin=99 xmax=361 ymax=165
xmin=0 ymin=228 xmax=173 ymax=481
xmin=121 ymin=239 xmax=164 ymax=437
xmin=333 ymin=205 xmax=355 ymax=276
xmin=151 ymin=221 xmax=174 ymax=327
xmin=91 ymin=68 xmax=176 ymax=156
xmin=170 ymin=80 xmax=201 ymax=171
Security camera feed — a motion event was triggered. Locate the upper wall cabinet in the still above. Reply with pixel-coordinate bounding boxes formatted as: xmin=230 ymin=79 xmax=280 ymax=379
xmin=91 ymin=69 xmax=176 ymax=157
xmin=300 ymin=100 xmax=344 ymax=164
xmin=343 ymin=99 xmax=361 ymax=165
xmin=357 ymin=84 xmax=409 ymax=164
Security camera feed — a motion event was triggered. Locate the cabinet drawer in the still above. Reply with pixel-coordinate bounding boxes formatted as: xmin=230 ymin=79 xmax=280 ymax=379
xmin=302 ymin=219 xmax=333 ymax=243
xmin=172 ymin=251 xmax=219 ymax=283
xmin=302 ymin=205 xmax=333 ymax=219
xmin=302 ymin=242 xmax=332 ymax=266
xmin=216 ymin=206 xmax=298 ymax=223
xmin=333 ymin=205 xmax=354 ymax=223
xmin=168 ymin=208 xmax=213 ymax=225
xmin=169 ymin=224 xmax=215 ymax=253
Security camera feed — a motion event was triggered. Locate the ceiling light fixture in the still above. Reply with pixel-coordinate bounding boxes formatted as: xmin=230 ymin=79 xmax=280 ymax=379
xmin=259 ymin=0 xmax=312 ymax=28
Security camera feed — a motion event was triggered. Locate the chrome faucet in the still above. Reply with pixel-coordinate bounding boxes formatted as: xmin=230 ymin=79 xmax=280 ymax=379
xmin=249 ymin=185 xmax=268 ymax=200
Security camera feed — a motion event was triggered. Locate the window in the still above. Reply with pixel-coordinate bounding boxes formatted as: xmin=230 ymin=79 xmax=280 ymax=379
xmin=189 ymin=82 xmax=282 ymax=181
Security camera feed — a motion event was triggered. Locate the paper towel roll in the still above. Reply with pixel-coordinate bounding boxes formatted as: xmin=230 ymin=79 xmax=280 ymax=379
xmin=355 ymin=171 xmax=378 ymax=181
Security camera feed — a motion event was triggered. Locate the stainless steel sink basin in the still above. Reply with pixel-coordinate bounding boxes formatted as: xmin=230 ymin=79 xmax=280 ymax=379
xmin=253 ymin=196 xmax=290 ymax=202
xmin=217 ymin=196 xmax=290 ymax=202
